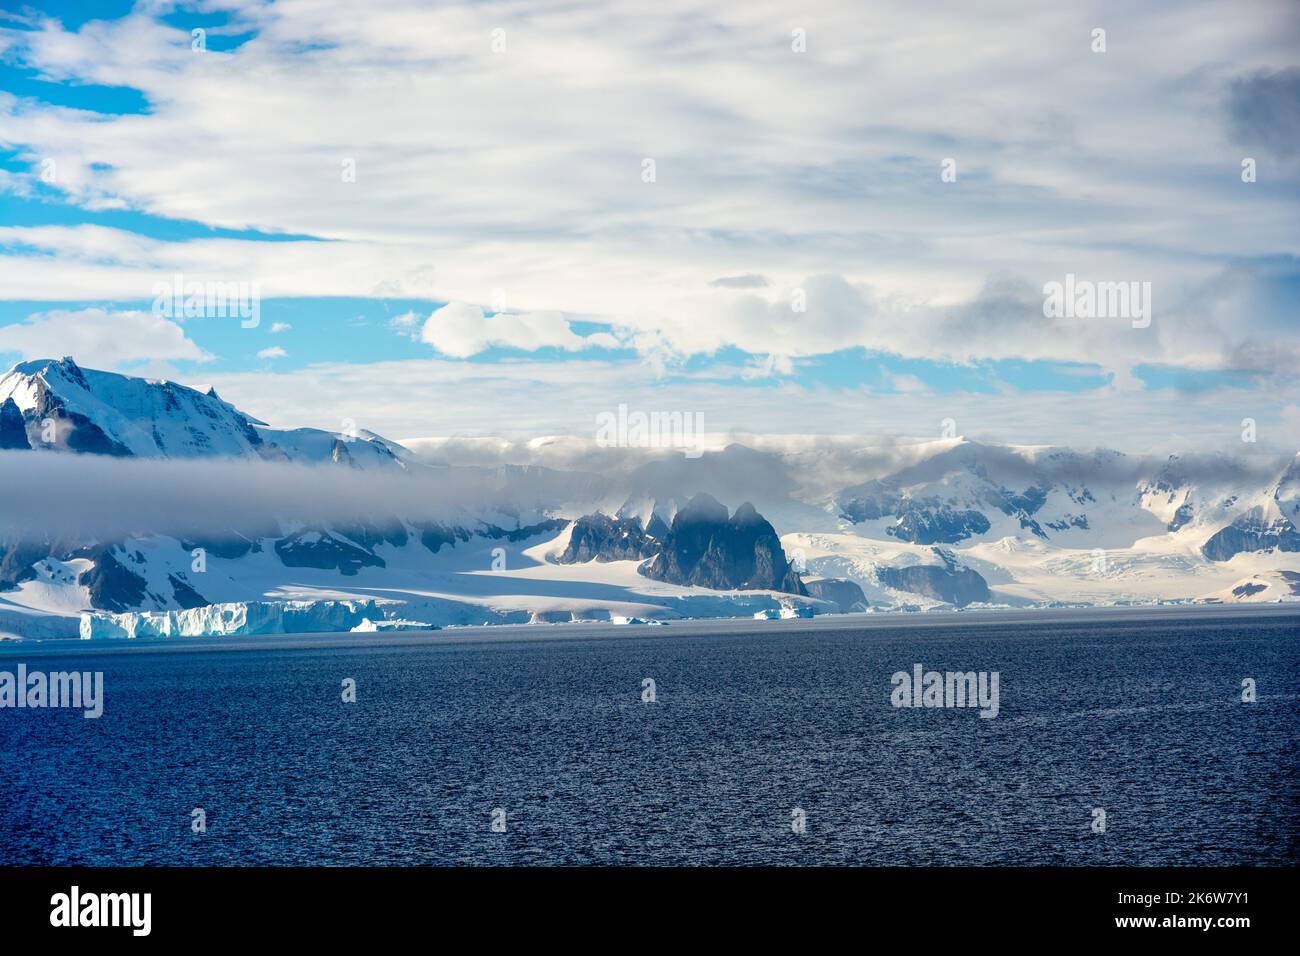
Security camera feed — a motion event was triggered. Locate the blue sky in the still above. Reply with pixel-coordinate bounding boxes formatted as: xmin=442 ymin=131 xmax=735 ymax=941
xmin=0 ymin=0 xmax=1297 ymax=449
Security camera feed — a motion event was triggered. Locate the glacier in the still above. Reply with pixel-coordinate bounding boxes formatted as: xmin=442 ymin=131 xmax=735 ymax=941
xmin=3 ymin=357 xmax=1300 ymax=642
xmin=80 ymin=599 xmax=384 ymax=639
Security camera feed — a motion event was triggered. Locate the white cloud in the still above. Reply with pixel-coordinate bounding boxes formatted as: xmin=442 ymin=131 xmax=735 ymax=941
xmin=419 ymin=301 xmax=605 ymax=357
xmin=882 ymin=370 xmax=929 ymax=394
xmin=386 ymin=310 xmax=420 ymax=339
xmin=0 ymin=308 xmax=211 ymax=370
xmin=257 ymin=346 xmax=287 ymax=359
xmin=198 ymin=356 xmax=1300 ymax=456
xmin=0 ymin=0 xmax=1294 ymax=378
xmin=269 ymin=322 xmax=292 ymax=333
xmin=0 ymin=451 xmax=495 ymax=540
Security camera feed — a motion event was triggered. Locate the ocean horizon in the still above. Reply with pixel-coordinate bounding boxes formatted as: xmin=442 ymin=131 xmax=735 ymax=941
xmin=4 ymin=606 xmax=1295 ymax=867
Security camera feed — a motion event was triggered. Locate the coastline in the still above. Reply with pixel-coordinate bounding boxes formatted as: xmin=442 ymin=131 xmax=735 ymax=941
xmin=3 ymin=600 xmax=1296 ymax=657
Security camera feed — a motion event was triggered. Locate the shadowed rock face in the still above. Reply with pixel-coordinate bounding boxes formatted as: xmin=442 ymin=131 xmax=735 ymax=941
xmin=26 ymin=373 xmax=133 ymax=456
xmin=418 ymin=523 xmax=472 ymax=554
xmin=418 ymin=517 xmax=568 ymax=556
xmin=876 ymin=548 xmax=990 ymax=607
xmin=1167 ymin=499 xmax=1195 ymax=532
xmin=76 ymin=546 xmax=150 ymax=612
xmin=334 ymin=517 xmax=409 ymax=550
xmin=888 ymin=507 xmax=991 ymax=544
xmin=0 ymin=398 xmax=30 ymax=450
xmin=558 ymin=513 xmax=663 ymax=563
xmin=838 ymin=485 xmax=994 ymax=545
xmin=1202 ymin=509 xmax=1300 ymax=561
xmin=274 ymin=530 xmax=386 ymax=575
xmin=167 ymin=572 xmax=208 ymax=609
xmin=0 ymin=539 xmax=52 ymax=590
xmin=803 ymin=577 xmax=869 ymax=612
xmin=640 ymin=493 xmax=806 ymax=594
xmin=179 ymin=532 xmax=265 ymax=560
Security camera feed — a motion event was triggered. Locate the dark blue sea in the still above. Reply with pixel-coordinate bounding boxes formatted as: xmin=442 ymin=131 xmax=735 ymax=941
xmin=2 ymin=608 xmax=1297 ymax=865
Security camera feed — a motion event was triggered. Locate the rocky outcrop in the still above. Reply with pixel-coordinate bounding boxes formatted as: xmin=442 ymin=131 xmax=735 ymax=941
xmin=274 ymin=530 xmax=386 ymax=575
xmin=76 ymin=546 xmax=150 ymax=611
xmin=22 ymin=365 xmax=133 ymax=455
xmin=0 ymin=397 xmax=29 ymax=449
xmin=837 ymin=481 xmax=992 ymax=544
xmin=180 ymin=532 xmax=265 ymax=561
xmin=558 ymin=513 xmax=663 ymax=563
xmin=417 ymin=517 xmax=567 ymax=555
xmin=1198 ymin=569 xmax=1300 ymax=603
xmin=640 ymin=494 xmax=805 ymax=594
xmin=481 ymin=518 xmax=569 ymax=543
xmin=802 ymin=577 xmax=869 ymax=612
xmin=0 ymin=539 xmax=50 ymax=590
xmin=334 ymin=517 xmax=409 ymax=551
xmin=888 ymin=507 xmax=991 ymax=545
xmin=1167 ymin=499 xmax=1195 ymax=532
xmin=1201 ymin=508 xmax=1300 ymax=561
xmin=418 ymin=523 xmax=471 ymax=554
xmin=876 ymin=549 xmax=990 ymax=607
xmin=167 ymin=572 xmax=208 ymax=609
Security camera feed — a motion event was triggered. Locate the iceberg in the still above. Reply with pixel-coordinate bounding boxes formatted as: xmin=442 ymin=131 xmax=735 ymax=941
xmin=753 ymin=605 xmax=814 ymax=620
xmin=350 ymin=617 xmax=437 ymax=632
xmin=80 ymin=599 xmax=384 ymax=639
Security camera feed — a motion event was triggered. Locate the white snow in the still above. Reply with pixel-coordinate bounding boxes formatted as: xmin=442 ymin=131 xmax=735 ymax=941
xmin=351 ymin=617 xmax=437 ymax=632
xmin=80 ymin=599 xmax=384 ymax=639
xmin=5 ymin=363 xmax=1300 ymax=640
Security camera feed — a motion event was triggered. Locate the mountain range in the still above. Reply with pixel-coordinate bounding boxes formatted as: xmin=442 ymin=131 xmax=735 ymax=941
xmin=1 ymin=357 xmax=1298 ymax=638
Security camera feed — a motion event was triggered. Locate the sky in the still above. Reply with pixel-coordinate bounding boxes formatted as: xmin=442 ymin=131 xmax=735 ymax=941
xmin=0 ymin=0 xmax=1298 ymax=454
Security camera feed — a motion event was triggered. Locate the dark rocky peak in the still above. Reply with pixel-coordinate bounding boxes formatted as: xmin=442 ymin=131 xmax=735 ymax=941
xmin=557 ymin=513 xmax=661 ymax=563
xmin=674 ymin=492 xmax=730 ymax=526
xmin=641 ymin=495 xmax=805 ymax=594
xmin=0 ymin=397 xmax=30 ymax=450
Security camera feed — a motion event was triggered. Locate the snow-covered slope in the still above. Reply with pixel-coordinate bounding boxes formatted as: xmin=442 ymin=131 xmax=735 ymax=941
xmin=3 ymin=358 xmax=1299 ymax=638
xmin=0 ymin=357 xmax=406 ymax=467
xmin=1197 ymin=570 xmax=1300 ymax=604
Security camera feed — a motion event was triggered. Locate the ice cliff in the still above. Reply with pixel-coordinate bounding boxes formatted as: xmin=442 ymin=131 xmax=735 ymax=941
xmin=80 ymin=599 xmax=383 ymax=639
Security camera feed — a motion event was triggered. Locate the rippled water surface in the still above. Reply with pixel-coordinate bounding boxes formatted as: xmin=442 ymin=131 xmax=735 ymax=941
xmin=2 ymin=609 xmax=1297 ymax=865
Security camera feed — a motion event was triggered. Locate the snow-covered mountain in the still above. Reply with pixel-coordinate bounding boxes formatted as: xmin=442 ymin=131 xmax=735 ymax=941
xmin=0 ymin=357 xmax=405 ymax=468
xmin=2 ymin=358 xmax=1298 ymax=639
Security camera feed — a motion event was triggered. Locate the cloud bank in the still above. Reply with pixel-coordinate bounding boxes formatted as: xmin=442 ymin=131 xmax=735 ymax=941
xmin=0 ymin=0 xmax=1296 ymax=379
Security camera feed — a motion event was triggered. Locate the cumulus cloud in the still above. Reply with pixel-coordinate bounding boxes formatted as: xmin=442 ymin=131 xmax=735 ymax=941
xmin=0 ymin=0 xmax=1294 ymax=379
xmin=0 ymin=308 xmax=211 ymax=370
xmin=419 ymin=301 xmax=609 ymax=357
xmin=257 ymin=346 xmax=287 ymax=359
